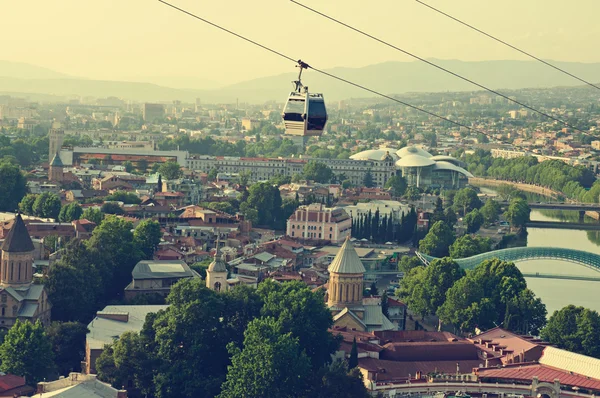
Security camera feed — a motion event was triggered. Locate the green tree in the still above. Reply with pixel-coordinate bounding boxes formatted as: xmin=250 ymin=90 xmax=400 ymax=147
xmin=362 ymin=170 xmax=374 ymax=188
xmin=257 ymin=280 xmax=338 ymax=369
xmin=86 ymin=216 xmax=142 ymax=300
xmin=504 ymin=197 xmax=531 ymax=229
xmin=398 ymin=257 xmax=464 ymax=317
xmin=312 ymin=363 xmax=371 ymax=398
xmin=481 ymin=198 xmax=501 ymax=224
xmin=349 ymin=337 xmax=358 ymax=369
xmin=239 ymin=182 xmax=283 ymax=228
xmin=81 ymin=207 xmax=104 ymax=225
xmin=152 ymin=279 xmax=232 ymax=397
xmin=464 ymin=208 xmax=484 ymax=233
xmin=58 ymin=202 xmax=83 ymax=222
xmin=123 ymin=160 xmax=134 ymax=173
xmin=100 ymin=202 xmax=123 ymax=215
xmin=32 ymin=192 xmax=62 ymax=219
xmin=342 ymin=179 xmax=352 ymax=189
xmin=381 ymin=291 xmax=390 ymax=318
xmin=157 ymin=161 xmax=183 ymax=180
xmin=105 ymin=191 xmax=141 ymax=205
xmin=303 ymin=161 xmax=333 ymax=183
xmin=96 ymin=331 xmax=152 ymax=392
xmin=418 ymin=221 xmax=455 ymax=257
xmin=541 ymin=305 xmax=600 ymax=358
xmin=385 ymin=175 xmax=407 ymax=197
xmin=46 ymin=240 xmax=103 ymax=322
xmin=449 ymin=235 xmax=493 ymax=259
xmin=47 ymin=322 xmax=89 ymax=376
xmin=207 ymin=167 xmax=219 ymax=181
xmin=0 ymin=161 xmax=27 ymax=212
xmin=438 ymin=258 xmax=546 ymax=334
xmin=0 ymin=320 xmax=54 ymax=384
xmin=397 ymin=255 xmax=422 ymax=273
xmin=444 ymin=207 xmax=458 ymax=227
xmin=218 ymin=317 xmax=312 ymax=398
xmin=369 ymin=281 xmax=379 ymax=296
xmin=453 ymin=187 xmax=482 ymax=216
xmin=18 ymin=194 xmax=38 ymax=215
xmin=133 ymin=219 xmax=162 ymax=259
xmin=190 ymin=258 xmax=213 ymax=279
xmin=404 ymin=186 xmax=421 ymax=201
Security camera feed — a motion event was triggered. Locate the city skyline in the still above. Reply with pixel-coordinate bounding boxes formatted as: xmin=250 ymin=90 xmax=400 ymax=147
xmin=2 ymin=0 xmax=600 ymax=86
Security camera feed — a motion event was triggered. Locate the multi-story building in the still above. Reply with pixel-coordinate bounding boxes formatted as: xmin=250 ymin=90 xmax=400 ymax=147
xmin=286 ymin=203 xmax=352 ymax=243
xmin=142 ymin=103 xmax=165 ymax=122
xmin=161 ymin=178 xmax=202 ymax=205
xmin=186 ymin=156 xmax=396 ymax=187
xmin=342 ymin=200 xmax=409 ymax=222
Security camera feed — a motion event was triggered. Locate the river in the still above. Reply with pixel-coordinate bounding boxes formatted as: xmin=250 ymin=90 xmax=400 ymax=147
xmin=478 ymin=186 xmax=600 ymax=315
xmin=521 ymin=210 xmax=600 ymax=316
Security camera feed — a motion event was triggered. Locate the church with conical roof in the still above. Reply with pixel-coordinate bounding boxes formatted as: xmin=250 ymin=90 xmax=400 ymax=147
xmin=0 ymin=214 xmax=51 ymax=328
xmin=327 ymin=237 xmax=394 ymax=332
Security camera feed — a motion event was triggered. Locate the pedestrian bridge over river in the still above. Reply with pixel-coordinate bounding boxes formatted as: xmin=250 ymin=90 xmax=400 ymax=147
xmin=416 ymin=247 xmax=600 ymax=273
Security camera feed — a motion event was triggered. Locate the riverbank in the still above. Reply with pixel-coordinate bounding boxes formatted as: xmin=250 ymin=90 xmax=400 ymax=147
xmin=469 ymin=177 xmax=560 ymax=199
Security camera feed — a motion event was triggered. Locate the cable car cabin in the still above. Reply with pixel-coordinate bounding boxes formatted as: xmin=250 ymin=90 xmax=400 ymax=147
xmin=282 ymin=91 xmax=328 ymax=137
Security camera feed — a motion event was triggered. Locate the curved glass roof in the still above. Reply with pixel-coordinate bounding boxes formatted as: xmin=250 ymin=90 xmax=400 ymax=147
xmin=396 ymin=146 xmax=433 ymax=159
xmin=430 ymin=155 xmax=462 ymax=166
xmin=350 ymin=148 xmax=399 ymax=161
xmin=433 ymin=161 xmax=474 ymax=177
xmin=395 ymin=154 xmax=437 ymax=168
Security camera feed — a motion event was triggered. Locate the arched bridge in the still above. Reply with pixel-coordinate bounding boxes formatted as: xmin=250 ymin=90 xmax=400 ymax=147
xmin=416 ymin=247 xmax=600 ymax=272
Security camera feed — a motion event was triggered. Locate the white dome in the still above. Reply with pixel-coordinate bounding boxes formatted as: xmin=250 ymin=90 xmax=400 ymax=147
xmin=396 ymin=146 xmax=433 ymax=159
xmin=350 ymin=148 xmax=398 ymax=161
xmin=395 ymin=154 xmax=436 ymax=168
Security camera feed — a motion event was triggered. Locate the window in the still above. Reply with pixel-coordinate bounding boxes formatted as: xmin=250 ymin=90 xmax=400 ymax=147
xmin=292 ymin=232 xmax=295 ymax=237
xmin=0 ymin=295 xmax=5 ymax=303
xmin=1 ymin=307 xmax=4 ymax=317
xmin=292 ymin=225 xmax=295 ymax=229
xmin=330 ymin=227 xmax=333 ymax=231
xmin=12 ymin=306 xmax=17 ymax=317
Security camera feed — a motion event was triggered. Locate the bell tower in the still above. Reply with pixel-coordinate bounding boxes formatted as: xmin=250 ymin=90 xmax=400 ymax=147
xmin=1 ymin=214 xmax=34 ymax=286
xmin=327 ymin=237 xmax=366 ymax=309
xmin=48 ymin=127 xmax=64 ymax=163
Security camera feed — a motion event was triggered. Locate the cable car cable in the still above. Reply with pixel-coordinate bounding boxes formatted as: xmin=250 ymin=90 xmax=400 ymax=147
xmin=290 ymin=0 xmax=589 ymax=135
xmin=158 ymin=0 xmax=491 ymax=136
xmin=414 ymin=0 xmax=600 ymax=92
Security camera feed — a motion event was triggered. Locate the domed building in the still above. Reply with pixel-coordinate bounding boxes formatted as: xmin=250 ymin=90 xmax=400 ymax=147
xmin=394 ymin=146 xmax=472 ymax=189
xmin=327 ymin=237 xmax=394 ymax=332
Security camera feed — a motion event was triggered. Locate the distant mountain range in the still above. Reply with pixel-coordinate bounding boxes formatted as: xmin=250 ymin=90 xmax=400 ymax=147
xmin=1 ymin=59 xmax=599 ymax=104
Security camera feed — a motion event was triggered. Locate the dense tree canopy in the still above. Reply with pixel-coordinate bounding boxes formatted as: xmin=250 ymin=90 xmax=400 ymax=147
xmin=504 ymin=197 xmax=531 ymax=229
xmin=438 ymin=258 xmax=546 ymax=334
xmin=418 ymin=221 xmax=455 ymax=257
xmin=0 ymin=320 xmax=54 ymax=384
xmin=453 ymin=187 xmax=482 ymax=216
xmin=480 ymin=198 xmax=501 ymax=224
xmin=240 ymin=182 xmax=285 ymax=229
xmin=541 ymin=305 xmax=600 ymax=358
xmin=464 ymin=208 xmax=484 ymax=233
xmin=157 ymin=161 xmax=183 ymax=180
xmin=46 ymin=322 xmax=89 ymax=376
xmin=133 ymin=219 xmax=162 ymax=259
xmin=30 ymin=192 xmax=62 ymax=219
xmin=385 ymin=175 xmax=408 ymax=197
xmin=0 ymin=161 xmax=27 ymax=211
xmin=105 ymin=191 xmax=142 ymax=204
xmin=303 ymin=161 xmax=333 ymax=183
xmin=449 ymin=235 xmax=493 ymax=259
xmin=81 ymin=207 xmax=104 ymax=225
xmin=58 ymin=202 xmax=83 ymax=222
xmin=398 ymin=258 xmax=465 ymax=317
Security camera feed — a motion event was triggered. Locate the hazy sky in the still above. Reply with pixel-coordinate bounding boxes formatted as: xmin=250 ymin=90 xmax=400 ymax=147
xmin=3 ymin=0 xmax=600 ymax=85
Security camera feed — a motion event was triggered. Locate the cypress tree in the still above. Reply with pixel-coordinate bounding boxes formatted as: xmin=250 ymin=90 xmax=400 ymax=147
xmin=349 ymin=337 xmax=358 ymax=369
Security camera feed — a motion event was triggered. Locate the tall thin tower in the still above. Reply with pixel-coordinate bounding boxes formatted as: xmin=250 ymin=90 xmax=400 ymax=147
xmin=48 ymin=127 xmax=64 ymax=162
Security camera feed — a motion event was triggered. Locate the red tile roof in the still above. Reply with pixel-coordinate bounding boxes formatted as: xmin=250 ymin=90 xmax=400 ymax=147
xmin=359 ymin=358 xmax=486 ymax=382
xmin=0 ymin=374 xmax=26 ymax=392
xmin=477 ymin=364 xmax=600 ymax=392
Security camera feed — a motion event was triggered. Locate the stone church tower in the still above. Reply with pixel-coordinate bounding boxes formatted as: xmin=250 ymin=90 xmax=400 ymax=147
xmin=0 ymin=214 xmax=51 ymax=327
xmin=48 ymin=128 xmax=64 ymax=163
xmin=49 ymin=153 xmax=64 ymax=183
xmin=206 ymin=241 xmax=228 ymax=292
xmin=327 ymin=237 xmax=366 ymax=309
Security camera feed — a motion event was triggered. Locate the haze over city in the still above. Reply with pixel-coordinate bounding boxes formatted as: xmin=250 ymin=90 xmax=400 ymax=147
xmin=3 ymin=0 xmax=600 ymax=86
xmin=1 ymin=1 xmax=600 ymax=398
